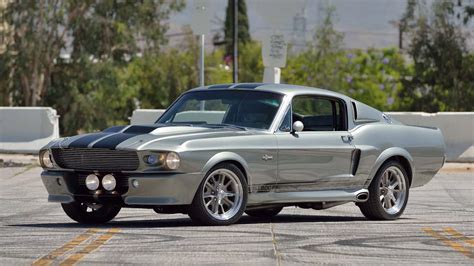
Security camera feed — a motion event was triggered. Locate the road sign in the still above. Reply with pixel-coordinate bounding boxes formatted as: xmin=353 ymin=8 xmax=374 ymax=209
xmin=191 ymin=0 xmax=211 ymax=35
xmin=262 ymin=32 xmax=288 ymax=68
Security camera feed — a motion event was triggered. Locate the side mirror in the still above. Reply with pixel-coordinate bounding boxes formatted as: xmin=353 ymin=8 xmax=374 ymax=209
xmin=292 ymin=121 xmax=304 ymax=133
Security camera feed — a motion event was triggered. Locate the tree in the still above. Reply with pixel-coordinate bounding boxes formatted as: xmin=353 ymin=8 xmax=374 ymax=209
xmin=397 ymin=0 xmax=474 ymax=111
xmin=283 ymin=4 xmax=410 ymax=111
xmin=3 ymin=0 xmax=88 ymax=106
xmin=223 ymin=0 xmax=251 ymax=57
xmin=69 ymin=0 xmax=184 ymax=61
xmin=2 ymin=0 xmax=184 ymax=107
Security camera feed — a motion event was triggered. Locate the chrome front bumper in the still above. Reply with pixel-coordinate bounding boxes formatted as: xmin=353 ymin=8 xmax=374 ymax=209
xmin=41 ymin=171 xmax=203 ymax=206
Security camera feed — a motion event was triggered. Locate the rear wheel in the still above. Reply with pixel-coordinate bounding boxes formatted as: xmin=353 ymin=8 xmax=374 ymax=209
xmin=358 ymin=161 xmax=409 ymax=220
xmin=245 ymin=207 xmax=283 ymax=218
xmin=61 ymin=202 xmax=121 ymax=224
xmin=188 ymin=163 xmax=247 ymax=225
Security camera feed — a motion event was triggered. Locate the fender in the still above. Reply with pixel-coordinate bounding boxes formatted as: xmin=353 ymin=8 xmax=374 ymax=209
xmin=365 ymin=147 xmax=414 ymax=187
xmin=201 ymin=151 xmax=252 ymax=186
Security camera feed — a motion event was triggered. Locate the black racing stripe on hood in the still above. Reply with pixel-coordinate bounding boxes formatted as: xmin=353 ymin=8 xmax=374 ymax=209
xmin=123 ymin=125 xmax=160 ymax=134
xmin=68 ymin=133 xmax=111 ymax=148
xmin=92 ymin=133 xmax=138 ymax=149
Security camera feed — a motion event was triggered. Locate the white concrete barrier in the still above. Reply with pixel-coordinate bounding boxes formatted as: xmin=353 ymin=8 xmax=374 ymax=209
xmin=130 ymin=109 xmax=165 ymax=125
xmin=387 ymin=112 xmax=474 ymax=162
xmin=0 ymin=107 xmax=60 ymax=154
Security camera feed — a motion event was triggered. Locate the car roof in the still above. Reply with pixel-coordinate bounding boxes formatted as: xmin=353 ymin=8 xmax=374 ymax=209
xmin=188 ymin=83 xmax=350 ymax=100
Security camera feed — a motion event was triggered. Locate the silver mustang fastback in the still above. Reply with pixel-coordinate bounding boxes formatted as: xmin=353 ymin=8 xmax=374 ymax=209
xmin=39 ymin=83 xmax=446 ymax=225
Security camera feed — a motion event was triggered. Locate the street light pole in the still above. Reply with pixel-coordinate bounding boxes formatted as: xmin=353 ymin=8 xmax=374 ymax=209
xmin=232 ymin=0 xmax=238 ymax=83
xmin=199 ymin=34 xmax=205 ymax=86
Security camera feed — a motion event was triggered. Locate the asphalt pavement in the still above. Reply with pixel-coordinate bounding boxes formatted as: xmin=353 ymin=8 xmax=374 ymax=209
xmin=0 ymin=164 xmax=472 ymax=265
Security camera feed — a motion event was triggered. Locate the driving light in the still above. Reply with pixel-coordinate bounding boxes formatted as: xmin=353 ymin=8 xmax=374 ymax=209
xmin=85 ymin=174 xmax=100 ymax=190
xmin=40 ymin=150 xmax=54 ymax=168
xmin=144 ymin=155 xmax=158 ymax=165
xmin=165 ymin=152 xmax=180 ymax=170
xmin=102 ymin=174 xmax=117 ymax=191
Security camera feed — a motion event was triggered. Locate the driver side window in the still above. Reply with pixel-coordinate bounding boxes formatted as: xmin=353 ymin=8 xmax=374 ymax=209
xmin=292 ymin=95 xmax=346 ymax=131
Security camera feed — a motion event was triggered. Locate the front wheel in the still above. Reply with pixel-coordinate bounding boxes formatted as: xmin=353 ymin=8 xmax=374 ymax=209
xmin=358 ymin=161 xmax=409 ymax=220
xmin=188 ymin=163 xmax=248 ymax=225
xmin=61 ymin=202 xmax=121 ymax=224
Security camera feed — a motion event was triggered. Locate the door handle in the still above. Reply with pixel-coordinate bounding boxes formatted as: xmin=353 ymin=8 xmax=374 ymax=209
xmin=341 ymin=135 xmax=354 ymax=143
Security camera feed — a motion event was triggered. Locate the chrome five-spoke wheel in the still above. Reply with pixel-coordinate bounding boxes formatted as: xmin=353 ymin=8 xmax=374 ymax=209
xmin=189 ymin=163 xmax=248 ymax=225
xmin=379 ymin=166 xmax=407 ymax=215
xmin=358 ymin=160 xmax=410 ymax=220
xmin=202 ymin=168 xmax=243 ymax=221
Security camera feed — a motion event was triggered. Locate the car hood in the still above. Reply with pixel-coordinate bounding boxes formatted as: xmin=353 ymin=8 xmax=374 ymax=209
xmin=48 ymin=124 xmax=264 ymax=151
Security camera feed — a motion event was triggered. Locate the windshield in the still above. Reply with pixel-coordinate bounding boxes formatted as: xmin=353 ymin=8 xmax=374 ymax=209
xmin=157 ymin=90 xmax=283 ymax=130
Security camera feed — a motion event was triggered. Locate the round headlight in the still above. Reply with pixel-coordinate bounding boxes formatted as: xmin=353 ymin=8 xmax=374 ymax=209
xmin=85 ymin=174 xmax=100 ymax=190
xmin=102 ymin=174 xmax=117 ymax=191
xmin=40 ymin=150 xmax=54 ymax=168
xmin=165 ymin=152 xmax=180 ymax=170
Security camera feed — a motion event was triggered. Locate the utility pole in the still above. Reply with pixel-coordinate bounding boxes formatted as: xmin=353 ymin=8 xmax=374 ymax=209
xmin=232 ymin=0 xmax=238 ymax=83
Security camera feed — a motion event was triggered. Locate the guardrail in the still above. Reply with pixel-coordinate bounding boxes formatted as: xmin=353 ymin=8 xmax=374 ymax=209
xmin=0 ymin=107 xmax=60 ymax=154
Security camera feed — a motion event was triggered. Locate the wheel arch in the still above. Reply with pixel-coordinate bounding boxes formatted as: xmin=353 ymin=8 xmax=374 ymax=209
xmin=367 ymin=148 xmax=414 ymax=187
xmin=202 ymin=152 xmax=250 ymax=184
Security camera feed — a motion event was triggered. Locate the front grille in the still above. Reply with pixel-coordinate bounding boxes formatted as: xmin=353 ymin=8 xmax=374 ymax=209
xmin=51 ymin=148 xmax=139 ymax=171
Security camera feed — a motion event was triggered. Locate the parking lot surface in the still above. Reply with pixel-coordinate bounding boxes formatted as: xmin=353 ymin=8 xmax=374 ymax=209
xmin=0 ymin=165 xmax=472 ymax=265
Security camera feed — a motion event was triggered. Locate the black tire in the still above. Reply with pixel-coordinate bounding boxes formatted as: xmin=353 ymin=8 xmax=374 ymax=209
xmin=245 ymin=207 xmax=283 ymax=218
xmin=188 ymin=163 xmax=248 ymax=226
xmin=61 ymin=202 xmax=121 ymax=224
xmin=358 ymin=160 xmax=410 ymax=220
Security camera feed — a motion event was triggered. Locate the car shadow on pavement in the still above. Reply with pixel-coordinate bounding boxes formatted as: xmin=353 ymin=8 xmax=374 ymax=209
xmin=8 ymin=214 xmax=373 ymax=229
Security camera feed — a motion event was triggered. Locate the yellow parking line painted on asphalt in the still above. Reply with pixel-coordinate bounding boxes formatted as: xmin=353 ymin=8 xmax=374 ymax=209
xmin=423 ymin=228 xmax=474 ymax=260
xmin=444 ymin=227 xmax=474 ymax=248
xmin=31 ymin=228 xmax=99 ymax=266
xmin=59 ymin=228 xmax=120 ymax=266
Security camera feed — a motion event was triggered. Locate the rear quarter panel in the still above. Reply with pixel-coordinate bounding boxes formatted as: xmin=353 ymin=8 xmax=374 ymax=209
xmin=351 ymin=123 xmax=445 ymax=188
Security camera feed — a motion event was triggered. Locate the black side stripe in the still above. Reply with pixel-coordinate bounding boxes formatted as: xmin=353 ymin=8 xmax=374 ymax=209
xmin=68 ymin=133 xmax=111 ymax=148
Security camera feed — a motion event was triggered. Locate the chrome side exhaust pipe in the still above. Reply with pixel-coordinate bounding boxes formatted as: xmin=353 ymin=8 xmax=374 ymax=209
xmin=355 ymin=191 xmax=369 ymax=202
